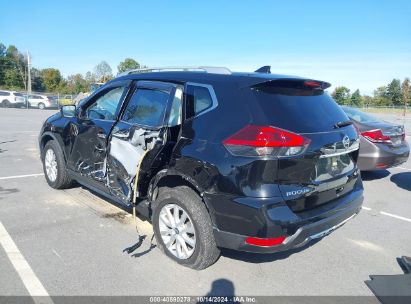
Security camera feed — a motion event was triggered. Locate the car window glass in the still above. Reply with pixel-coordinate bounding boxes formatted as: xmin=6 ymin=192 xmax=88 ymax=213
xmin=342 ymin=106 xmax=378 ymax=123
xmin=0 ymin=91 xmax=10 ymax=96
xmin=87 ymin=86 xmax=125 ymax=120
xmin=167 ymin=86 xmax=183 ymax=126
xmin=122 ymin=88 xmax=170 ymax=127
xmin=185 ymin=85 xmax=214 ymax=119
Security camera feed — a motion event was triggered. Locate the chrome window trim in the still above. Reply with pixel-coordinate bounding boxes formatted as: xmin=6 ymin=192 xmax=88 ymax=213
xmin=185 ymin=82 xmax=219 ymax=118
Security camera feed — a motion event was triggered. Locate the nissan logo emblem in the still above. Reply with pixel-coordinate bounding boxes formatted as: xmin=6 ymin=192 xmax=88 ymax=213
xmin=342 ymin=135 xmax=350 ymax=149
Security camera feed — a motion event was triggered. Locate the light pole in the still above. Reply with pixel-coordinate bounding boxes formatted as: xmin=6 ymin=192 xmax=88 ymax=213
xmin=27 ymin=51 xmax=32 ymax=109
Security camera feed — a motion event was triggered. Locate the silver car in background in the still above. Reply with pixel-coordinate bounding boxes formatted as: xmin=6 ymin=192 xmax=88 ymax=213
xmin=342 ymin=106 xmax=409 ymax=171
xmin=26 ymin=94 xmax=58 ymax=109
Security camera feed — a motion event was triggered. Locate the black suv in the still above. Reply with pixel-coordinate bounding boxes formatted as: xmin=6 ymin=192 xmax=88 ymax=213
xmin=39 ymin=66 xmax=363 ymax=269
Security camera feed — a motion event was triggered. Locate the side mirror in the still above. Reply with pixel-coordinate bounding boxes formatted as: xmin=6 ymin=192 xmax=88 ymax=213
xmin=61 ymin=105 xmax=76 ymax=118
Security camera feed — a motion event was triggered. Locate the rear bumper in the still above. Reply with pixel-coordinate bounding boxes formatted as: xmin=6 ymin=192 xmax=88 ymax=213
xmin=358 ymin=138 xmax=409 ymax=171
xmin=210 ymin=185 xmax=363 ymax=253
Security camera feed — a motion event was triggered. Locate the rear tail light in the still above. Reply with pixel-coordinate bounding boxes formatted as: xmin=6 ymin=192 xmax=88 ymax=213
xmin=223 ymin=125 xmax=311 ymax=157
xmin=361 ymin=129 xmax=391 ymax=143
xmin=245 ymin=236 xmax=286 ymax=247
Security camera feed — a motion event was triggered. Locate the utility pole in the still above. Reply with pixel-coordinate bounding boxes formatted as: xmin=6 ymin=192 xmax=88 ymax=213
xmin=27 ymin=51 xmax=32 ymax=94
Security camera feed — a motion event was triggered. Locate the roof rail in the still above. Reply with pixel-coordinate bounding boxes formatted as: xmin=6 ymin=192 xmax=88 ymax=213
xmin=118 ymin=66 xmax=232 ymax=77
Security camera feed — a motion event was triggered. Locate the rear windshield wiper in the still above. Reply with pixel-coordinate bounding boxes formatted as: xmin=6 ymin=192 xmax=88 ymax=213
xmin=334 ymin=120 xmax=353 ymax=129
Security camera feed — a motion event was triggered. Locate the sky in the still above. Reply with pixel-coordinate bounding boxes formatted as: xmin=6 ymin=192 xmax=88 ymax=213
xmin=1 ymin=0 xmax=410 ymax=95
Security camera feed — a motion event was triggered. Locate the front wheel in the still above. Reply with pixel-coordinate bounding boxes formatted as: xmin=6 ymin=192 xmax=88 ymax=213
xmin=152 ymin=186 xmax=220 ymax=270
xmin=42 ymin=140 xmax=73 ymax=189
xmin=38 ymin=103 xmax=45 ymax=110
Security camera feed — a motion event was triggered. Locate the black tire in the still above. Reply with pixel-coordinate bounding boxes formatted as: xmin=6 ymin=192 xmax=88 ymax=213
xmin=1 ymin=100 xmax=10 ymax=108
xmin=42 ymin=140 xmax=73 ymax=189
xmin=152 ymin=186 xmax=220 ymax=270
xmin=38 ymin=103 xmax=45 ymax=110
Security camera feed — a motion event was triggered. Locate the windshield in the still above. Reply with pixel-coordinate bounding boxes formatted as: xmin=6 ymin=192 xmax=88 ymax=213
xmin=341 ymin=106 xmax=379 ymax=123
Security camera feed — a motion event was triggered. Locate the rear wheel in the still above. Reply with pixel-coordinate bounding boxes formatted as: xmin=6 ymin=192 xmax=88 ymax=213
xmin=42 ymin=140 xmax=73 ymax=189
xmin=38 ymin=103 xmax=45 ymax=110
xmin=152 ymin=186 xmax=220 ymax=270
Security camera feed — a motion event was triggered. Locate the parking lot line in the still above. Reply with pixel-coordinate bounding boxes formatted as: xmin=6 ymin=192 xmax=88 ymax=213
xmin=380 ymin=211 xmax=411 ymax=223
xmin=0 ymin=173 xmax=44 ymax=181
xmin=362 ymin=206 xmax=372 ymax=211
xmin=0 ymin=221 xmax=52 ymax=302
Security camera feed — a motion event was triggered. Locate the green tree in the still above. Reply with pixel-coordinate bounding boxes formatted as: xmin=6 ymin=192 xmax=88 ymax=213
xmin=0 ymin=44 xmax=27 ymax=89
xmin=0 ymin=43 xmax=6 ymax=57
xmin=41 ymin=68 xmax=62 ymax=92
xmin=350 ymin=89 xmax=363 ymax=107
xmin=0 ymin=44 xmax=7 ymax=86
xmin=94 ymin=61 xmax=112 ymax=82
xmin=85 ymin=71 xmax=96 ymax=83
xmin=373 ymin=86 xmax=390 ymax=106
xmin=65 ymin=73 xmax=87 ymax=94
xmin=331 ymin=86 xmax=351 ymax=105
xmin=401 ymin=77 xmax=410 ymax=115
xmin=31 ymin=68 xmax=44 ymax=92
xmin=117 ymin=58 xmax=140 ymax=74
xmin=4 ymin=69 xmax=22 ymax=89
xmin=386 ymin=79 xmax=402 ymax=105
xmin=363 ymin=95 xmax=373 ymax=107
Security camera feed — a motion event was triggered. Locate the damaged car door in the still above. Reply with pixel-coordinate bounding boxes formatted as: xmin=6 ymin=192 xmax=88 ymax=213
xmin=67 ymin=81 xmax=129 ymax=190
xmin=106 ymin=81 xmax=180 ymax=203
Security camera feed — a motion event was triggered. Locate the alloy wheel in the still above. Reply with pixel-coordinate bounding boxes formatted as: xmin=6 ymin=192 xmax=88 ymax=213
xmin=45 ymin=149 xmax=58 ymax=182
xmin=158 ymin=203 xmax=196 ymax=259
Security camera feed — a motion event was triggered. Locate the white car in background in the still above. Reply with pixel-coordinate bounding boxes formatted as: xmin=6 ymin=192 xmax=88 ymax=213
xmin=26 ymin=94 xmax=58 ymax=109
xmin=0 ymin=90 xmax=27 ymax=108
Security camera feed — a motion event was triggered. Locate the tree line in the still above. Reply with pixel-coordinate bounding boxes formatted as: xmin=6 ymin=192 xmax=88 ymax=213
xmin=331 ymin=78 xmax=411 ymax=108
xmin=0 ymin=42 xmax=141 ymax=95
xmin=1 ymin=42 xmax=410 ymax=106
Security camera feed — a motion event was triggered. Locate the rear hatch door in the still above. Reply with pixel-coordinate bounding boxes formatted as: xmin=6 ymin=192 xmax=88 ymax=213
xmin=246 ymin=79 xmax=360 ymax=212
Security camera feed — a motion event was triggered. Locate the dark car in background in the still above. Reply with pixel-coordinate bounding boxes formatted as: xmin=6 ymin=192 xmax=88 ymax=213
xmin=342 ymin=106 xmax=409 ymax=171
xmin=39 ymin=67 xmax=363 ymax=269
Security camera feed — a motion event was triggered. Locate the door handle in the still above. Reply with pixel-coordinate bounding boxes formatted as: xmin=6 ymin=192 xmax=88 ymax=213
xmin=97 ymin=132 xmax=106 ymax=139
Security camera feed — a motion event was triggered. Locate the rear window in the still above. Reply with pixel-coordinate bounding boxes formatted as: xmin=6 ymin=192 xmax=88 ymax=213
xmin=0 ymin=91 xmax=10 ymax=96
xmin=122 ymin=88 xmax=170 ymax=127
xmin=185 ymin=84 xmax=215 ymax=119
xmin=246 ymin=86 xmax=350 ymax=133
xmin=341 ymin=106 xmax=379 ymax=123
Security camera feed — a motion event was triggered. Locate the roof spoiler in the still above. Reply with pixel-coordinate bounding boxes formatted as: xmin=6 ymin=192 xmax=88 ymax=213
xmin=254 ymin=66 xmax=271 ymax=74
xmin=251 ymin=78 xmax=331 ymax=90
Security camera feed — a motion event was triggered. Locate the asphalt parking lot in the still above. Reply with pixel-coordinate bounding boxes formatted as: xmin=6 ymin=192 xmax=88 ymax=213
xmin=0 ymin=108 xmax=410 ymax=299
